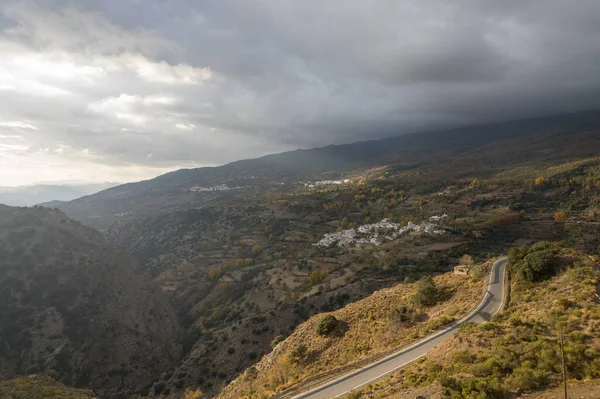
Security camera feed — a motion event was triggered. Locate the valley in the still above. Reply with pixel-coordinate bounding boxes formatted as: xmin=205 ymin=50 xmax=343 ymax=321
xmin=3 ymin=111 xmax=600 ymax=399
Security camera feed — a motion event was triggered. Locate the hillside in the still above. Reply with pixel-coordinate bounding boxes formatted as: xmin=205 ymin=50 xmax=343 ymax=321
xmin=103 ymin=138 xmax=599 ymax=397
xmin=0 ymin=205 xmax=181 ymax=399
xmin=336 ymin=243 xmax=600 ymax=398
xmin=12 ymin=112 xmax=598 ymax=398
xmin=0 ymin=374 xmax=96 ymax=399
xmin=52 ymin=111 xmax=600 ymax=230
xmin=218 ymin=265 xmax=492 ymax=399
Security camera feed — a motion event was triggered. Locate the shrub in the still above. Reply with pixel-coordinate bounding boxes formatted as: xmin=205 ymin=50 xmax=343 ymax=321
xmin=309 ymin=268 xmax=329 ymax=285
xmin=508 ymin=242 xmax=559 ymax=282
xmin=553 ymin=211 xmax=568 ymax=222
xmin=412 ymin=276 xmax=439 ymax=307
xmin=316 ymin=315 xmax=339 ymax=336
xmin=184 ymin=389 xmax=204 ymax=399
xmin=451 ymin=349 xmax=476 ymax=364
xmin=390 ymin=304 xmax=415 ymax=325
xmin=271 ymin=335 xmax=285 ymax=348
xmin=290 ymin=343 xmax=308 ymax=362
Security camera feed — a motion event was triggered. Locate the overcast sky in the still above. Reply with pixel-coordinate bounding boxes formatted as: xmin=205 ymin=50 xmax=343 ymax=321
xmin=1 ymin=1 xmax=600 ymax=186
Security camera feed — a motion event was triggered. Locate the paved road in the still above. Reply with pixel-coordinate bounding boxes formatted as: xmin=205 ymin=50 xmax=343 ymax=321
xmin=291 ymin=257 xmax=507 ymax=399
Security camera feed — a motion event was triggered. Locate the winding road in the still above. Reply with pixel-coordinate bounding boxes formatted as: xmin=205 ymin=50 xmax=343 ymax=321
xmin=291 ymin=257 xmax=507 ymax=399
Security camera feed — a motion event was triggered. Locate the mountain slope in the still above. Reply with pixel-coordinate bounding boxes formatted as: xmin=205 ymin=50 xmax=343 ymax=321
xmin=54 ymin=111 xmax=600 ymax=229
xmin=0 ymin=205 xmax=181 ymax=398
xmin=0 ymin=374 xmax=96 ymax=399
xmin=338 ymin=243 xmax=600 ymax=399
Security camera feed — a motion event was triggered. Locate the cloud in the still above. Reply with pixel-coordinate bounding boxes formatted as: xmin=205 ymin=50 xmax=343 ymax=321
xmin=175 ymin=123 xmax=196 ymax=131
xmin=0 ymin=121 xmax=39 ymax=130
xmin=1 ymin=0 xmax=600 ymax=185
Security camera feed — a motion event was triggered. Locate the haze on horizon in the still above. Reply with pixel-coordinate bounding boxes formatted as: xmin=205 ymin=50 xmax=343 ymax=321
xmin=1 ymin=0 xmax=600 ymax=186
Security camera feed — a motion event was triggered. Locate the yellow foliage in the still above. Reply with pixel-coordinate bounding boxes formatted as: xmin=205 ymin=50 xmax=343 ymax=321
xmin=208 ymin=267 xmax=222 ymax=280
xmin=252 ymin=244 xmax=263 ymax=255
xmin=553 ymin=211 xmax=568 ymax=222
xmin=534 ymin=176 xmax=545 ymax=186
xmin=184 ymin=388 xmax=204 ymax=399
xmin=224 ymin=258 xmax=245 ymax=268
xmin=217 ymin=282 xmax=229 ymax=292
xmin=309 ymin=268 xmax=329 ymax=285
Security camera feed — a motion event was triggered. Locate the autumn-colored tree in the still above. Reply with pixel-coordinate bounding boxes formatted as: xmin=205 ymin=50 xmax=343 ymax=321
xmin=534 ymin=176 xmax=545 ymax=186
xmin=208 ymin=267 xmax=221 ymax=280
xmin=553 ymin=211 xmax=568 ymax=222
xmin=184 ymin=388 xmax=204 ymax=399
xmin=244 ymin=258 xmax=253 ymax=265
xmin=309 ymin=268 xmax=329 ymax=285
xmin=217 ymin=282 xmax=229 ymax=292
xmin=252 ymin=244 xmax=263 ymax=255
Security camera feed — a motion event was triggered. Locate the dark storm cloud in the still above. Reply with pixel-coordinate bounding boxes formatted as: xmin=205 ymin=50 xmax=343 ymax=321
xmin=1 ymin=0 xmax=600 ymax=184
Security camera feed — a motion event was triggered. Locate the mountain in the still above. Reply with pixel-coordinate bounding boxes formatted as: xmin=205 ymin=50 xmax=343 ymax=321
xmin=0 ymin=205 xmax=181 ymax=398
xmin=0 ymin=183 xmax=118 ymax=207
xmin=7 ymin=111 xmax=599 ymax=398
xmin=0 ymin=374 xmax=96 ymax=399
xmin=53 ymin=111 xmax=600 ymax=230
xmin=298 ymin=243 xmax=600 ymax=399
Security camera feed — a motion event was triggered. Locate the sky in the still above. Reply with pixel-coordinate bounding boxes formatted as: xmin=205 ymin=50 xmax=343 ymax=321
xmin=1 ymin=1 xmax=600 ymax=186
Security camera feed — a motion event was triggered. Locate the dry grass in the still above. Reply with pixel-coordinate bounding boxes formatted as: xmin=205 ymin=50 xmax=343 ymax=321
xmin=0 ymin=375 xmax=96 ymax=399
xmin=219 ymin=265 xmax=490 ymax=398
xmin=353 ymin=248 xmax=600 ymax=398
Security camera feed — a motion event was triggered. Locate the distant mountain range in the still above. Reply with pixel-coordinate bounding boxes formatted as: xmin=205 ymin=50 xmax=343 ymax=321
xmin=0 ymin=182 xmax=118 ymax=207
xmin=50 ymin=110 xmax=600 ymax=229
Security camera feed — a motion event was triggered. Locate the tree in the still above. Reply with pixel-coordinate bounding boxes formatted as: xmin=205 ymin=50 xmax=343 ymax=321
xmin=251 ymin=244 xmax=263 ymax=255
xmin=316 ymin=315 xmax=338 ymax=336
xmin=271 ymin=335 xmax=285 ymax=348
xmin=184 ymin=389 xmax=204 ymax=399
xmin=460 ymin=254 xmax=474 ymax=266
xmin=309 ymin=268 xmax=329 ymax=285
xmin=508 ymin=242 xmax=558 ymax=282
xmin=412 ymin=276 xmax=439 ymax=307
xmin=290 ymin=343 xmax=307 ymax=362
xmin=553 ymin=211 xmax=568 ymax=222
xmin=208 ymin=267 xmax=221 ymax=280
xmin=535 ymin=176 xmax=545 ymax=186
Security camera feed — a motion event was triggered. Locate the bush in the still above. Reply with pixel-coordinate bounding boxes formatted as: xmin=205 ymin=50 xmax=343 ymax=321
xmin=508 ymin=242 xmax=559 ymax=282
xmin=271 ymin=335 xmax=285 ymax=348
xmin=290 ymin=343 xmax=308 ymax=362
xmin=390 ymin=304 xmax=415 ymax=325
xmin=451 ymin=349 xmax=476 ymax=364
xmin=316 ymin=315 xmax=339 ymax=336
xmin=412 ymin=276 xmax=439 ymax=307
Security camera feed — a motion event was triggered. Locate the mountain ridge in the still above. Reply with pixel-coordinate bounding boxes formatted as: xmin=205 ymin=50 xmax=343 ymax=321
xmin=49 ymin=110 xmax=600 ymax=230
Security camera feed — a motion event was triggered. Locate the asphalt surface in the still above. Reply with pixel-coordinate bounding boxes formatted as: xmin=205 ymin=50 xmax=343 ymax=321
xmin=291 ymin=257 xmax=507 ymax=399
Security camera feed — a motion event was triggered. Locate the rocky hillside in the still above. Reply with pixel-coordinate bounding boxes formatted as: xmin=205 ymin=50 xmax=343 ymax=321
xmin=219 ymin=266 xmax=489 ymax=399
xmin=339 ymin=243 xmax=600 ymax=398
xmin=0 ymin=205 xmax=182 ymax=399
xmin=107 ymin=150 xmax=599 ymax=398
xmin=50 ymin=111 xmax=600 ymax=230
xmin=0 ymin=374 xmax=96 ymax=399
